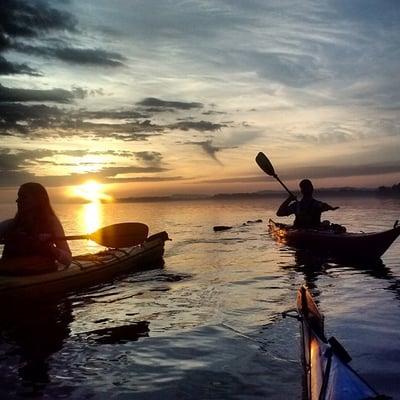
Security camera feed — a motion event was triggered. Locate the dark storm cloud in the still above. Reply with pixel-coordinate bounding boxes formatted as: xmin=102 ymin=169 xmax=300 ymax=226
xmin=137 ymin=98 xmax=203 ymax=110
xmin=168 ymin=120 xmax=226 ymax=132
xmin=0 ymin=0 xmax=77 ymax=75
xmin=0 ymin=55 xmax=40 ymax=76
xmin=1 ymin=0 xmax=125 ymax=73
xmin=0 ymin=0 xmax=77 ymax=43
xmin=0 ymin=84 xmax=76 ymax=103
xmin=16 ymin=43 xmax=126 ymax=67
xmin=53 ymin=47 xmax=125 ymax=66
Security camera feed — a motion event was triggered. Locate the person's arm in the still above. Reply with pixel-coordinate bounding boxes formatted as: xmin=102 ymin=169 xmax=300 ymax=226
xmin=276 ymin=194 xmax=297 ymax=216
xmin=320 ymin=202 xmax=339 ymax=212
xmin=50 ymin=216 xmax=72 ymax=267
xmin=0 ymin=219 xmax=13 ymax=241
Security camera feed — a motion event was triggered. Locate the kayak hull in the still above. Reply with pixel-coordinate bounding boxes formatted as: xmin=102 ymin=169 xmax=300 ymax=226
xmin=297 ymin=286 xmax=380 ymax=400
xmin=0 ymin=232 xmax=168 ymax=302
xmin=269 ymin=219 xmax=400 ymax=260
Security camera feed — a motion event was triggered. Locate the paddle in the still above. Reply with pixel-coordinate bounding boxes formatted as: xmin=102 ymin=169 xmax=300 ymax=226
xmin=0 ymin=223 xmax=149 ymax=248
xmin=255 ymin=152 xmax=296 ymax=198
xmin=60 ymin=223 xmax=149 ymax=248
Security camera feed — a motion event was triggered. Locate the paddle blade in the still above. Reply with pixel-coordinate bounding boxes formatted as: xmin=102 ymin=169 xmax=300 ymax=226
xmin=255 ymin=152 xmax=276 ymax=176
xmin=89 ymin=223 xmax=149 ymax=248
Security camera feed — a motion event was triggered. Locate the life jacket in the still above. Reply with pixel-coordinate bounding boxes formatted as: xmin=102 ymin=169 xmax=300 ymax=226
xmin=2 ymin=218 xmax=55 ymax=261
xmin=293 ymin=199 xmax=322 ymax=229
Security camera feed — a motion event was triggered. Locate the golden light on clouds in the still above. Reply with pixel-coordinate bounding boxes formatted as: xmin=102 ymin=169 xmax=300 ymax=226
xmin=70 ymin=180 xmax=113 ymax=203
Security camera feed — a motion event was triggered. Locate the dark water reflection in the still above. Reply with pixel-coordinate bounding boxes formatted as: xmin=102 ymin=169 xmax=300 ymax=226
xmin=286 ymin=247 xmax=400 ymax=304
xmin=0 ymin=300 xmax=73 ymax=396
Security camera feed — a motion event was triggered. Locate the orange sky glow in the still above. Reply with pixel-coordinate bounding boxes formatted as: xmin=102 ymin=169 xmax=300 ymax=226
xmin=1 ymin=1 xmax=399 ymax=202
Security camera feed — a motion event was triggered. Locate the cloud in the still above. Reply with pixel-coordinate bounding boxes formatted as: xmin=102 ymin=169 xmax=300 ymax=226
xmin=1 ymin=0 xmax=76 ymax=44
xmin=0 ymin=0 xmax=77 ymax=75
xmin=238 ymin=50 xmax=324 ymax=88
xmin=0 ymin=147 xmax=173 ymax=187
xmin=0 ymin=84 xmax=76 ymax=103
xmin=0 ymin=148 xmax=54 ymax=171
xmin=137 ymin=98 xmax=203 ymax=110
xmin=0 ymin=101 xmax=227 ymax=140
xmin=293 ymin=131 xmax=354 ymax=145
xmin=168 ymin=120 xmax=226 ymax=132
xmin=0 ymin=55 xmax=40 ymax=76
xmin=0 ymin=103 xmax=162 ymax=139
xmin=1 ymin=0 xmax=125 ymax=73
xmin=54 ymin=47 xmax=125 ymax=67
xmin=76 ymin=109 xmax=149 ymax=120
xmin=0 ymin=103 xmax=64 ymax=135
xmin=188 ymin=140 xmax=225 ymax=165
xmin=16 ymin=44 xmax=126 ymax=67
xmin=0 ymin=170 xmax=184 ymax=188
xmin=134 ymin=151 xmax=163 ymax=166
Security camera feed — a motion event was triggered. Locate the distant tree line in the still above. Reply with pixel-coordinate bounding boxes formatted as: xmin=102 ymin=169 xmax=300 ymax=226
xmin=377 ymin=183 xmax=400 ymax=196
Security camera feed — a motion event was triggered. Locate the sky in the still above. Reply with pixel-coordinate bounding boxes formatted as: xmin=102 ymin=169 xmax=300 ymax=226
xmin=1 ymin=0 xmax=399 ymax=201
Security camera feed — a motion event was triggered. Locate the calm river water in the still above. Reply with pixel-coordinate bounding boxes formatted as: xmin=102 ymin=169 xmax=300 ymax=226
xmin=0 ymin=196 xmax=399 ymax=399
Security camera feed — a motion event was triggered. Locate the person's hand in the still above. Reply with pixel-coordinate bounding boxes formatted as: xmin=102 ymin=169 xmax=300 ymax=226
xmin=288 ymin=193 xmax=297 ymax=202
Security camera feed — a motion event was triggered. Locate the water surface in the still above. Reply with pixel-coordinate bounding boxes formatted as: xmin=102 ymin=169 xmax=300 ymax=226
xmin=0 ymin=197 xmax=399 ymax=398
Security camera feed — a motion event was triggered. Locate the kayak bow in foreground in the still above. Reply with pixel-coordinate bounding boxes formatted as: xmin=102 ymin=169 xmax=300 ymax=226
xmin=269 ymin=219 xmax=400 ymax=261
xmin=292 ymin=286 xmax=386 ymax=400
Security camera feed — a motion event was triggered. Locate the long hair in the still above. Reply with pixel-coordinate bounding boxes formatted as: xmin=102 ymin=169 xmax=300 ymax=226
xmin=14 ymin=182 xmax=56 ymax=232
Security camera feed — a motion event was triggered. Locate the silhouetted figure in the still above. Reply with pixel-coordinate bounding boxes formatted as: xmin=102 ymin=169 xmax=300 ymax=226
xmin=0 ymin=182 xmax=72 ymax=274
xmin=276 ymin=179 xmax=339 ymax=229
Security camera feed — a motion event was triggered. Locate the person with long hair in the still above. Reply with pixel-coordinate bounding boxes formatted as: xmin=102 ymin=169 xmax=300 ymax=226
xmin=0 ymin=182 xmax=72 ymax=273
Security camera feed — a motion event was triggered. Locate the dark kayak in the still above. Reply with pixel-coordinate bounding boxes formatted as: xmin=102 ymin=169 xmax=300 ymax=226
xmin=294 ymin=286 xmax=383 ymax=400
xmin=0 ymin=231 xmax=169 ymax=301
xmin=269 ymin=219 xmax=400 ymax=260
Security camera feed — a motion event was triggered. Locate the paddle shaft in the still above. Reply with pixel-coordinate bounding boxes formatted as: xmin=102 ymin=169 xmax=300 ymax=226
xmin=273 ymin=174 xmax=296 ymax=198
xmin=57 ymin=235 xmax=89 ymax=241
xmin=0 ymin=223 xmax=149 ymax=248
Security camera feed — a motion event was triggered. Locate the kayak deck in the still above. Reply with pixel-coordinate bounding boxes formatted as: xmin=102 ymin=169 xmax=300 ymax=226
xmin=0 ymin=231 xmax=169 ymax=301
xmin=295 ymin=286 xmax=382 ymax=400
xmin=269 ymin=219 xmax=400 ymax=260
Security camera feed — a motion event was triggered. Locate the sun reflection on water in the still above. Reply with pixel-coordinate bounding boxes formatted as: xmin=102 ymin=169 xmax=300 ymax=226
xmin=79 ymin=202 xmax=103 ymax=250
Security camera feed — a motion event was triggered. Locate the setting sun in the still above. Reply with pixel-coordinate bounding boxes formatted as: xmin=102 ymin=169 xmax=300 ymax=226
xmin=71 ymin=180 xmax=113 ymax=203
